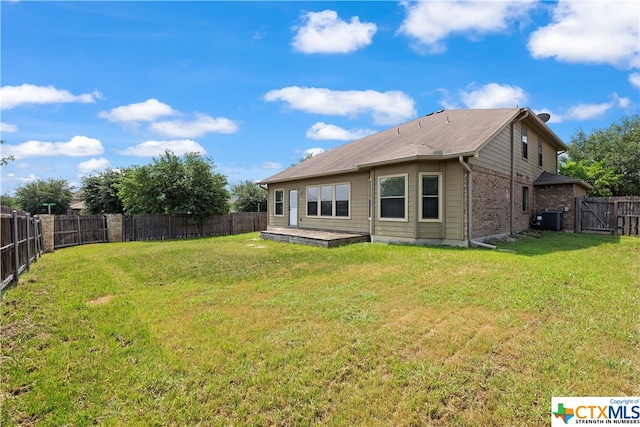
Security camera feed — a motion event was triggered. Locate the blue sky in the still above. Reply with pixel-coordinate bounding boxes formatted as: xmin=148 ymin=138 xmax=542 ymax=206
xmin=1 ymin=0 xmax=639 ymax=196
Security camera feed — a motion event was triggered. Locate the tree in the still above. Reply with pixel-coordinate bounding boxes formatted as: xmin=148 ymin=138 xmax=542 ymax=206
xmin=559 ymin=159 xmax=620 ymax=197
xmin=0 ymin=194 xmax=19 ymax=209
xmin=81 ymin=168 xmax=128 ymax=214
xmin=231 ymin=180 xmax=267 ymax=212
xmin=563 ymin=115 xmax=640 ymax=196
xmin=15 ymin=178 xmax=73 ymax=214
xmin=1 ymin=140 xmax=15 ymax=166
xmin=118 ymin=151 xmax=229 ymax=221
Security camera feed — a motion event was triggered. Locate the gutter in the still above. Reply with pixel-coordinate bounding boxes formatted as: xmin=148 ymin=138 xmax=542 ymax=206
xmin=459 ymin=156 xmax=496 ymax=249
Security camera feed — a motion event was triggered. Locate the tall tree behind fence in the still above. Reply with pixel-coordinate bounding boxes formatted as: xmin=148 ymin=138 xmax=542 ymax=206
xmin=1 ymin=206 xmax=44 ymax=290
xmin=123 ymin=212 xmax=267 ymax=241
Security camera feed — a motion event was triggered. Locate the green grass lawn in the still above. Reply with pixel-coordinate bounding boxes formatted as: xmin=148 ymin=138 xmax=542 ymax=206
xmin=1 ymin=232 xmax=638 ymax=426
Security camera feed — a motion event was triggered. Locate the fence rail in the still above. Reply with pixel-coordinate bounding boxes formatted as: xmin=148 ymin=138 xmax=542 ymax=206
xmin=123 ymin=212 xmax=267 ymax=241
xmin=576 ymin=196 xmax=640 ymax=237
xmin=1 ymin=206 xmax=44 ymax=290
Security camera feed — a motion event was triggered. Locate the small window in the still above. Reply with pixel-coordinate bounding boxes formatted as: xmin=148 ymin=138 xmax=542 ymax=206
xmin=522 ymin=186 xmax=529 ymax=212
xmin=421 ymin=174 xmax=440 ymax=220
xmin=380 ymin=175 xmax=406 ymax=219
xmin=335 ymin=184 xmax=349 ymax=217
xmin=522 ymin=125 xmax=528 ymax=159
xmin=538 ymin=138 xmax=543 ymax=167
xmin=307 ymin=187 xmax=318 ymax=216
xmin=320 ymin=186 xmax=333 ymax=216
xmin=274 ymin=189 xmax=284 ymax=216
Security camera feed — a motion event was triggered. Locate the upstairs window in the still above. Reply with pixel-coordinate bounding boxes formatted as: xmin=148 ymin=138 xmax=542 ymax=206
xmin=538 ymin=138 xmax=543 ymax=167
xmin=379 ymin=175 xmax=407 ymax=220
xmin=522 ymin=125 xmax=528 ymax=159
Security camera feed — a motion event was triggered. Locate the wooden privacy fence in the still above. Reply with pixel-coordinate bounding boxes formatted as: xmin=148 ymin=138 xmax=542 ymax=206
xmin=575 ymin=196 xmax=640 ymax=236
xmin=54 ymin=215 xmax=108 ymax=249
xmin=123 ymin=212 xmax=267 ymax=241
xmin=1 ymin=206 xmax=44 ymax=290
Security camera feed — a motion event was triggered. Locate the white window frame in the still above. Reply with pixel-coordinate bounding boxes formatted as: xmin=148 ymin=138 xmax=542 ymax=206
xmin=378 ymin=173 xmax=408 ymax=222
xmin=419 ymin=172 xmax=443 ymax=222
xmin=305 ymin=182 xmax=351 ymax=219
xmin=274 ymin=189 xmax=284 ymax=217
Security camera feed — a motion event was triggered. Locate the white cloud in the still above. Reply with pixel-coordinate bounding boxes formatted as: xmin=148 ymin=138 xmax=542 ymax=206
xmin=261 ymin=161 xmax=282 ymax=170
xmin=304 ymin=147 xmax=325 ymax=157
xmin=292 ymin=10 xmax=377 ymax=54
xmin=0 ymin=84 xmax=101 ymax=110
xmin=1 ymin=122 xmax=17 ymax=133
xmin=2 ymin=135 xmax=104 ymax=159
xmin=306 ymin=122 xmax=375 ymax=141
xmin=77 ymin=157 xmax=111 ymax=176
xmin=264 ymin=86 xmax=416 ymax=125
xmin=459 ymin=83 xmax=528 ymax=109
xmin=98 ymin=98 xmax=176 ymax=123
xmin=563 ymin=94 xmax=632 ymax=121
xmin=149 ymin=113 xmax=239 ymax=138
xmin=117 ymin=139 xmax=206 ymax=157
xmin=398 ymin=0 xmax=535 ymax=54
xmin=528 ymin=1 xmax=640 ymax=69
xmin=629 ymin=73 xmax=640 ymax=89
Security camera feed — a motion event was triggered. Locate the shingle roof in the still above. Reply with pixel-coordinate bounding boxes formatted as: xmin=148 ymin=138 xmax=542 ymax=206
xmin=534 ymin=171 xmax=594 ymax=190
xmin=260 ymin=108 xmax=566 ymax=184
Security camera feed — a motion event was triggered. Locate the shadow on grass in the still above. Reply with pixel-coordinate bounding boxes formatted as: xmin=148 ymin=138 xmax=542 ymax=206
xmin=490 ymin=231 xmax=621 ymax=256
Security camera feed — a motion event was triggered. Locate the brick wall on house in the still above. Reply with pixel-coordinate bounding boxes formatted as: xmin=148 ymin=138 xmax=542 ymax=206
xmin=471 ymin=165 xmax=537 ymax=238
xmin=514 ymin=176 xmax=535 ymax=233
xmin=534 ymin=183 xmax=588 ymax=231
xmin=471 ymin=165 xmax=511 ymax=239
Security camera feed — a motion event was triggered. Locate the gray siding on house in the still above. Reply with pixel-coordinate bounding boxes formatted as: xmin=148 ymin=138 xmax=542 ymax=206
xmin=297 ymin=172 xmax=370 ymax=233
xmin=443 ymin=160 xmax=465 ymax=241
xmin=372 ymin=163 xmax=416 ymax=239
xmin=471 ymin=126 xmax=512 ymax=175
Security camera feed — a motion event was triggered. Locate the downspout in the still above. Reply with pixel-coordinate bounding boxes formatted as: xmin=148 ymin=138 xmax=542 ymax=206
xmin=459 ymin=156 xmax=496 ymax=249
xmin=511 ymin=110 xmax=529 ymax=234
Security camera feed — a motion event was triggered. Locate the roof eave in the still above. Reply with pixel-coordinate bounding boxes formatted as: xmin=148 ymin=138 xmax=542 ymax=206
xmin=259 ymin=166 xmax=360 ymax=185
xmin=356 ymin=152 xmax=477 ymax=169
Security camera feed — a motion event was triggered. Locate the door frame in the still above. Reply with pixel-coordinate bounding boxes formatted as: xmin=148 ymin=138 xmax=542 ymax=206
xmin=289 ymin=189 xmax=298 ymax=227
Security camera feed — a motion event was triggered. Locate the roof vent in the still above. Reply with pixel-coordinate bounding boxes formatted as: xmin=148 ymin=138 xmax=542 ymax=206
xmin=537 ymin=113 xmax=551 ymax=123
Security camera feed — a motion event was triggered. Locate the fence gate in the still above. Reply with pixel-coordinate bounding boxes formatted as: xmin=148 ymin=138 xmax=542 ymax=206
xmin=54 ymin=215 xmax=108 ymax=249
xmin=576 ymin=196 xmax=640 ymax=236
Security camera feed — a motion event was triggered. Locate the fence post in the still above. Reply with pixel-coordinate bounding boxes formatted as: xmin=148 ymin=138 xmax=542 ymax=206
xmin=77 ymin=215 xmax=82 ymax=245
xmin=103 ymin=215 xmax=108 ymax=242
xmin=26 ymin=213 xmax=32 ymax=271
xmin=33 ymin=217 xmax=41 ymax=258
xmin=12 ymin=210 xmax=19 ymax=284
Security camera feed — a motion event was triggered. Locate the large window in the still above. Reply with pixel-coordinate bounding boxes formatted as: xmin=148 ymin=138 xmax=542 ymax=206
xmin=274 ymin=189 xmax=284 ymax=216
xmin=306 ymin=183 xmax=350 ymax=218
xmin=522 ymin=125 xmax=528 ymax=159
xmin=379 ymin=175 xmax=407 ymax=220
xmin=420 ymin=174 xmax=441 ymax=221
